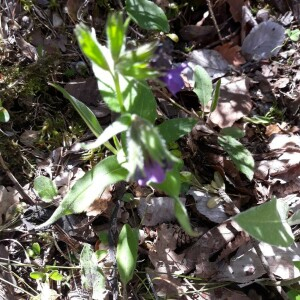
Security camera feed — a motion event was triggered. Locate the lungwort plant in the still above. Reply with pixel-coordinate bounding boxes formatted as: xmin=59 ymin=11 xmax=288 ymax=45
xmin=35 ymin=0 xmax=297 ymax=293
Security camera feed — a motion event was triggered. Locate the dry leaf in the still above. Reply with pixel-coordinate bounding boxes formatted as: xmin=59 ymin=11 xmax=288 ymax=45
xmin=209 ymin=77 xmax=253 ymax=128
xmin=241 ymin=21 xmax=285 ymax=61
xmin=217 ymin=241 xmax=300 ymax=283
xmin=265 ymin=124 xmax=283 ymax=137
xmin=215 ymin=43 xmax=246 ymax=66
xmin=149 ymin=223 xmax=191 ymax=275
xmin=274 ymin=77 xmax=289 ymax=89
xmin=0 ymin=186 xmax=21 ymax=225
xmin=137 ymin=197 xmax=186 ymax=226
xmin=226 ymin=0 xmax=244 ymax=22
xmin=188 ymin=189 xmax=228 ymax=223
xmin=187 ymin=49 xmax=230 ymax=79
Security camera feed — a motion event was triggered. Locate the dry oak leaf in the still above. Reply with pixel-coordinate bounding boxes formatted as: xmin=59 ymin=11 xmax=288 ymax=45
xmin=215 ymin=43 xmax=246 ymax=66
xmin=149 ymin=223 xmax=191 ymax=275
xmin=209 ymin=77 xmax=253 ymax=128
xmin=225 ymin=0 xmax=244 ymax=22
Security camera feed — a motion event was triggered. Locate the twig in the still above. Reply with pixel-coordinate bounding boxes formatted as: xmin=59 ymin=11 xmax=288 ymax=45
xmin=108 ymin=199 xmax=121 ymax=300
xmin=206 ymin=0 xmax=223 ymax=43
xmin=154 ymin=88 xmax=200 ymax=118
xmin=0 ymin=152 xmax=35 ymax=205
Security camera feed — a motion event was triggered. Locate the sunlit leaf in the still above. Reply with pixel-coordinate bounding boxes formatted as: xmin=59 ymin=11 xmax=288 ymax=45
xmin=210 ymin=79 xmax=221 ymax=112
xmin=34 ymin=176 xmax=58 ymax=202
xmin=218 ymin=135 xmax=254 ymax=180
xmin=106 ymin=13 xmax=127 ymax=60
xmin=158 ymin=118 xmax=197 ymax=143
xmin=117 ymin=224 xmax=139 ymax=285
xmin=233 ymin=197 xmax=294 ymax=247
xmin=194 ymin=65 xmax=213 ymax=107
xmin=51 ymin=83 xmax=102 ymax=137
xmin=75 ymin=23 xmax=110 ymax=70
xmin=126 ymin=0 xmax=169 ymax=32
xmin=83 ymin=114 xmax=132 ymax=150
xmin=80 ymin=244 xmax=106 ymax=299
xmin=49 ymin=271 xmax=64 ymax=281
xmin=36 ymin=155 xmax=128 ymax=228
xmin=0 ymin=106 xmax=10 ymax=122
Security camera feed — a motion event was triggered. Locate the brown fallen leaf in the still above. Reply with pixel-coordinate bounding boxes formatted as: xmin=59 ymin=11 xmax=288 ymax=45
xmin=209 ymin=77 xmax=253 ymax=128
xmin=137 ymin=197 xmax=186 ymax=226
xmin=225 ymin=0 xmax=244 ymax=22
xmin=215 ymin=43 xmax=246 ymax=66
xmin=216 ymin=241 xmax=300 ymax=283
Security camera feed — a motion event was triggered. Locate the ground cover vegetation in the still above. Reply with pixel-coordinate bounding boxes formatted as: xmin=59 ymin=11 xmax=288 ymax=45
xmin=1 ymin=0 xmax=300 ymax=299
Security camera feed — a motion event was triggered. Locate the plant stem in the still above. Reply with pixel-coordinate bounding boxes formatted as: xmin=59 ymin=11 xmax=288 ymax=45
xmin=114 ymin=73 xmax=126 ymax=113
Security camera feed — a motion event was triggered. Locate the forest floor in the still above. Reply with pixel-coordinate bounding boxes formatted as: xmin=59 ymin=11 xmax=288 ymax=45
xmin=1 ymin=0 xmax=300 ymax=299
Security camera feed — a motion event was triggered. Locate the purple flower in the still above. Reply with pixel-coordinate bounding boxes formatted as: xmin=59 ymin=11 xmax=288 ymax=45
xmin=137 ymin=158 xmax=166 ymax=186
xmin=160 ymin=63 xmax=188 ymax=96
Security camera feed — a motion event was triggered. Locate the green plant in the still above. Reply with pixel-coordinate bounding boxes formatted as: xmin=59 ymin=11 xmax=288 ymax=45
xmin=33 ymin=0 xmax=297 ymax=295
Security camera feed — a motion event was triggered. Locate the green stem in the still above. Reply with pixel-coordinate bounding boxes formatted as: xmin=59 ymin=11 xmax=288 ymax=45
xmin=114 ymin=73 xmax=126 ymax=113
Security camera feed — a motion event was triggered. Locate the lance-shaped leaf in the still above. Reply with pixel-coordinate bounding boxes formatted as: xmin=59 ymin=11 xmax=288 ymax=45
xmin=117 ymin=224 xmax=139 ymax=285
xmin=218 ymin=134 xmax=254 ymax=181
xmin=51 ymin=83 xmax=117 ymax=154
xmin=82 ymin=114 xmax=132 ymax=150
xmin=116 ymin=42 xmax=158 ymax=79
xmin=126 ymin=0 xmax=169 ymax=32
xmin=75 ymin=23 xmax=110 ymax=71
xmin=194 ymin=65 xmax=213 ymax=107
xmin=106 ymin=13 xmax=127 ymax=61
xmin=80 ymin=244 xmax=106 ymax=299
xmin=233 ymin=197 xmax=294 ymax=247
xmin=36 ymin=155 xmax=128 ymax=228
xmin=174 ymin=196 xmax=200 ymax=237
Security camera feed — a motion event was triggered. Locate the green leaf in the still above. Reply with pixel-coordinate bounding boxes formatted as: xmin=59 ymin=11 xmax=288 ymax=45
xmin=218 ymin=135 xmax=254 ymax=180
xmin=30 ymin=272 xmax=46 ymax=280
xmin=95 ymin=250 xmax=108 ymax=262
xmin=288 ymin=210 xmax=300 ymax=226
xmin=80 ymin=244 xmax=106 ymax=298
xmin=220 ymin=127 xmax=245 ymax=139
xmin=49 ymin=270 xmax=64 ymax=281
xmin=294 ymin=261 xmax=300 ymax=271
xmin=0 ymin=106 xmax=10 ymax=122
xmin=126 ymin=0 xmax=169 ymax=32
xmin=174 ymin=197 xmax=199 ymax=237
xmin=158 ymin=118 xmax=197 ymax=143
xmin=36 ymin=155 xmax=128 ymax=228
xmin=34 ymin=176 xmax=58 ymax=202
xmin=75 ymin=23 xmax=110 ymax=71
xmin=287 ymin=289 xmax=300 ymax=300
xmin=152 ymin=167 xmax=182 ymax=198
xmin=210 ymin=79 xmax=221 ymax=112
xmin=116 ymin=42 xmax=158 ymax=79
xmin=193 ymin=65 xmax=213 ymax=107
xmin=32 ymin=242 xmax=41 ymax=256
xmin=286 ymin=28 xmax=300 ymax=42
xmin=124 ymin=81 xmax=157 ymax=123
xmin=233 ymin=197 xmax=294 ymax=247
xmin=106 ymin=13 xmax=127 ymax=61
xmin=117 ymin=224 xmax=139 ymax=285
xmin=83 ymin=114 xmax=132 ymax=150
xmin=51 ymin=83 xmax=102 ymax=137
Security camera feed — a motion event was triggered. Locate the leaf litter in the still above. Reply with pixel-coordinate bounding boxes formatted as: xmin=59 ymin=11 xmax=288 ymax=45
xmin=1 ymin=0 xmax=300 ymax=299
